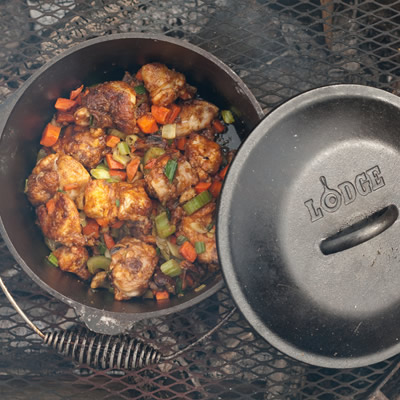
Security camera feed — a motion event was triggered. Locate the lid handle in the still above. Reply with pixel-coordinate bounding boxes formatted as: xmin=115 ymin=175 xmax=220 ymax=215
xmin=320 ymin=205 xmax=398 ymax=255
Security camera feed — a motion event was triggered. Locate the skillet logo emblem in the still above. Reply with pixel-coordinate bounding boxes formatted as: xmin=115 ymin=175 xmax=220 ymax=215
xmin=304 ymin=165 xmax=385 ymax=222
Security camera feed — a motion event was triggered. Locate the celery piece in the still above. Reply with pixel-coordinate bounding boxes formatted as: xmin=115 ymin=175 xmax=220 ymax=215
xmin=155 ymin=212 xmax=176 ymax=238
xmin=47 ymin=253 xmax=59 ymax=267
xmin=117 ymin=141 xmax=130 ymax=156
xmin=161 ymin=124 xmax=176 ymax=139
xmin=160 ymin=259 xmax=182 ymax=277
xmin=91 ymin=168 xmax=111 ymax=180
xmin=221 ymin=110 xmax=235 ymax=124
xmin=143 ymin=147 xmax=166 ymax=166
xmin=183 ymin=190 xmax=212 ymax=215
xmin=87 ymin=256 xmax=111 ymax=274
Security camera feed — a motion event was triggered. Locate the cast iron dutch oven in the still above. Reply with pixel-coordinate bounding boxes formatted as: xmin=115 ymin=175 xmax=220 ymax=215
xmin=218 ymin=84 xmax=400 ymax=368
xmin=0 ymin=33 xmax=263 ymax=335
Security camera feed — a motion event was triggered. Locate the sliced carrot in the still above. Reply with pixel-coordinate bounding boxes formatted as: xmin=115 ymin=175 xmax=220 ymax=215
xmin=105 ymin=154 xmax=125 ymax=170
xmin=96 ymin=218 xmax=109 ymax=227
xmin=56 ymin=112 xmax=75 ymax=124
xmin=106 ymin=135 xmax=120 ymax=148
xmin=151 ymin=105 xmax=171 ymax=125
xmin=46 ymin=198 xmax=56 ymax=214
xmin=155 ymin=290 xmax=170 ymax=301
xmin=126 ymin=158 xmax=141 ymax=182
xmin=209 ymin=180 xmax=222 ymax=198
xmin=83 ymin=219 xmax=100 ymax=238
xmin=103 ymin=233 xmax=115 ymax=250
xmin=144 ymin=158 xmax=157 ymax=170
xmin=40 ymin=123 xmax=61 ymax=147
xmin=63 ymin=183 xmax=79 ymax=191
xmin=136 ymin=69 xmax=143 ymax=81
xmin=195 ymin=182 xmax=212 ymax=194
xmin=70 ymin=84 xmax=84 ymax=100
xmin=111 ymin=220 xmax=124 ymax=229
xmin=109 ymin=170 xmax=127 ymax=181
xmin=167 ymin=104 xmax=181 ymax=124
xmin=179 ymin=241 xmax=197 ymax=263
xmin=219 ymin=165 xmax=229 ymax=179
xmin=137 ymin=114 xmax=159 ymax=134
xmin=54 ymin=98 xmax=77 ymax=112
xmin=176 ymin=137 xmax=186 ymax=151
xmin=213 ymin=120 xmax=226 ymax=133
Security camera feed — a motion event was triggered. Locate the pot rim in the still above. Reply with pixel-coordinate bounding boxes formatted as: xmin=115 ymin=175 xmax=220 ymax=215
xmin=0 ymin=33 xmax=262 ymax=332
xmin=217 ymin=84 xmax=400 ymax=368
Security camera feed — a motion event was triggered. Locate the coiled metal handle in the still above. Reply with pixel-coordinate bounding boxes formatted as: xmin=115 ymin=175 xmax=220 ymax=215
xmin=44 ymin=329 xmax=161 ymax=369
xmin=0 ymin=276 xmax=235 ymax=370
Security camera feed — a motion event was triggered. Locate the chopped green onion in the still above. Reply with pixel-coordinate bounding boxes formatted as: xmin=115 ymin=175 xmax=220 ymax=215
xmin=57 ymin=189 xmax=67 ymax=194
xmin=155 ymin=211 xmax=176 ymax=238
xmin=87 ymin=256 xmax=111 ymax=275
xmin=89 ymin=115 xmax=94 ymax=126
xmin=164 ymin=159 xmax=178 ymax=183
xmin=112 ymin=149 xmax=130 ymax=167
xmin=116 ymin=199 xmax=120 ymax=208
xmin=47 ymin=253 xmax=59 ymax=267
xmin=194 ymin=284 xmax=206 ymax=292
xmin=143 ymin=147 xmax=166 ymax=166
xmin=98 ymin=242 xmax=107 ymax=256
xmin=161 ymin=123 xmax=176 ymax=139
xmin=108 ymin=128 xmax=126 ymax=139
xmin=183 ymin=190 xmax=212 ymax=215
xmin=24 ymin=179 xmax=28 ymax=193
xmin=96 ymin=163 xmax=109 ymax=170
xmin=126 ymin=135 xmax=138 ymax=147
xmin=176 ymin=277 xmax=183 ymax=295
xmin=90 ymin=168 xmax=111 ymax=180
xmin=117 ymin=141 xmax=130 ymax=156
xmin=160 ymin=259 xmax=182 ymax=277
xmin=221 ymin=110 xmax=235 ymax=124
xmin=176 ymin=235 xmax=188 ymax=246
xmin=195 ymin=241 xmax=206 ymax=254
xmin=134 ymin=85 xmax=146 ymax=95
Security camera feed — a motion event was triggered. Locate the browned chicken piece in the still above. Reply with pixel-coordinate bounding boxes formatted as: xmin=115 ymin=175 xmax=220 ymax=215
xmin=145 ymin=152 xmax=198 ymax=204
xmin=110 ymin=237 xmax=158 ymax=300
xmin=83 ymin=81 xmax=137 ymax=134
xmin=141 ymin=63 xmax=195 ymax=106
xmin=37 ymin=192 xmax=85 ymax=247
xmin=185 ymin=133 xmax=223 ymax=176
xmin=26 ymin=153 xmax=90 ymax=207
xmin=178 ymin=202 xmax=218 ymax=264
xmin=53 ymin=125 xmax=107 ymax=170
xmin=116 ymin=182 xmax=153 ymax=221
xmin=175 ymin=100 xmax=219 ymax=137
xmin=84 ymin=180 xmax=118 ymax=225
xmin=53 ymin=245 xmax=90 ymax=280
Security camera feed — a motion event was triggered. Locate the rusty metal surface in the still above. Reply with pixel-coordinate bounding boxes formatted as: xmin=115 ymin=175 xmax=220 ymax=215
xmin=1 ymin=1 xmax=400 ymax=398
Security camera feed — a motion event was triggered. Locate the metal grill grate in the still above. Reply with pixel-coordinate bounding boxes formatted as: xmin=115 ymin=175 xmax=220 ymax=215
xmin=1 ymin=0 xmax=400 ymax=398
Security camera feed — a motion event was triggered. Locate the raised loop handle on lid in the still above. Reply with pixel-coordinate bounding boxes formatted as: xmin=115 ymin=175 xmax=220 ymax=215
xmin=320 ymin=205 xmax=398 ymax=255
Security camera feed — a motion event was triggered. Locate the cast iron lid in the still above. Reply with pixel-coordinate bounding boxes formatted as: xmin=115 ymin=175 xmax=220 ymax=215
xmin=217 ymin=85 xmax=400 ymax=368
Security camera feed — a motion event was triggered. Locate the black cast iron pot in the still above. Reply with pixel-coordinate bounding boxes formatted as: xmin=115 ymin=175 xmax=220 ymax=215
xmin=0 ymin=33 xmax=263 ymax=335
xmin=218 ymin=84 xmax=400 ymax=368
